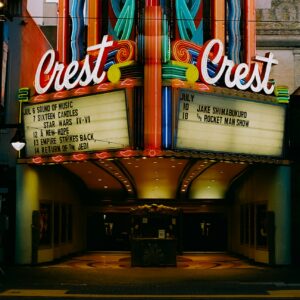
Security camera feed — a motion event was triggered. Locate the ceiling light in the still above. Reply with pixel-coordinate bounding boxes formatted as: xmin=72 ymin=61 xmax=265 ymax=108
xmin=104 ymin=185 xmax=108 ymax=189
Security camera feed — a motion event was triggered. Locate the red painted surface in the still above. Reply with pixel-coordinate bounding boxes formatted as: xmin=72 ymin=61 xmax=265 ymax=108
xmin=19 ymin=0 xmax=52 ymax=91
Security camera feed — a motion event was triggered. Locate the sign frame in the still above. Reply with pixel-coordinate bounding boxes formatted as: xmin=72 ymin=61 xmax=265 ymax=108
xmin=174 ymin=89 xmax=287 ymax=158
xmin=23 ymin=89 xmax=131 ymax=157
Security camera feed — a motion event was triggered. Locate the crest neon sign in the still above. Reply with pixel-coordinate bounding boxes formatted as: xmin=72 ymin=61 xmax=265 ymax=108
xmin=34 ymin=35 xmax=114 ymax=95
xmin=197 ymin=39 xmax=278 ymax=94
xmin=34 ymin=37 xmax=278 ymax=95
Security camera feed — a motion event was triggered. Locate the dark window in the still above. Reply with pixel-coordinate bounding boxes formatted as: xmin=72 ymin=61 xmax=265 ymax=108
xmin=54 ymin=204 xmax=59 ymax=245
xmin=256 ymin=204 xmax=268 ymax=248
xmin=39 ymin=203 xmax=51 ymax=246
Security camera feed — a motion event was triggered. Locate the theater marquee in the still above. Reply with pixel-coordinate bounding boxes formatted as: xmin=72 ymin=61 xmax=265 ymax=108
xmin=23 ymin=90 xmax=129 ymax=157
xmin=175 ymin=89 xmax=286 ymax=157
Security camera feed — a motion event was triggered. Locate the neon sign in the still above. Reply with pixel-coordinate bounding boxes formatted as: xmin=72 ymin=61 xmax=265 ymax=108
xmin=34 ymin=35 xmax=114 ymax=94
xmin=34 ymin=36 xmax=278 ymax=95
xmin=197 ymin=39 xmax=278 ymax=95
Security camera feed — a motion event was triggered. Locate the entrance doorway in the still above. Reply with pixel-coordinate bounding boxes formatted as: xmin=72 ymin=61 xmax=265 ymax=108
xmin=182 ymin=213 xmax=227 ymax=251
xmin=87 ymin=212 xmax=227 ymax=252
xmin=86 ymin=212 xmax=131 ymax=251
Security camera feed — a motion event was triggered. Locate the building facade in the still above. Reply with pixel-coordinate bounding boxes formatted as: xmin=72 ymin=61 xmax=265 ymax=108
xmin=0 ymin=0 xmax=298 ymax=266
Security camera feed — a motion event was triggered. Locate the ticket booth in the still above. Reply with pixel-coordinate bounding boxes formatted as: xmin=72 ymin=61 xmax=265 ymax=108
xmin=130 ymin=204 xmax=179 ymax=267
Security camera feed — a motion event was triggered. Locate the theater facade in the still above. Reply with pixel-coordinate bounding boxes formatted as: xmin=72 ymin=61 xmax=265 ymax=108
xmin=15 ymin=0 xmax=291 ymax=266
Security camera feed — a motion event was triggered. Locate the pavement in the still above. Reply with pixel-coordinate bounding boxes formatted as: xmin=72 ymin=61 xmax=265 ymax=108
xmin=1 ymin=252 xmax=300 ymax=299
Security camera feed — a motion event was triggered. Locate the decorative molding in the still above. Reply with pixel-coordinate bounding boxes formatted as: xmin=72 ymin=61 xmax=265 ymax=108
xmin=257 ymin=35 xmax=300 ymax=47
xmin=257 ymin=0 xmax=300 ymax=35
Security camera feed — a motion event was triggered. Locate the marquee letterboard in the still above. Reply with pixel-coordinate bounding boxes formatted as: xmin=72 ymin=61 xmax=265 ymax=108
xmin=175 ymin=89 xmax=286 ymax=157
xmin=23 ymin=90 xmax=129 ymax=156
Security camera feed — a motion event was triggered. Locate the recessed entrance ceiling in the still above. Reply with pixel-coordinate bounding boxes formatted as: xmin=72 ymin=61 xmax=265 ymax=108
xmin=62 ymin=157 xmax=249 ymax=201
